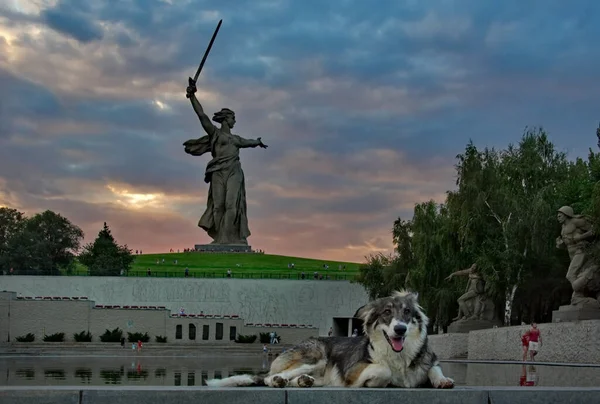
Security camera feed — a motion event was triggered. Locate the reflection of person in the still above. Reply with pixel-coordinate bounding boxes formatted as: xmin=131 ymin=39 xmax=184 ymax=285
xmin=527 ymin=322 xmax=542 ymax=361
xmin=183 ymin=81 xmax=268 ymax=245
xmin=520 ymin=331 xmax=530 ymax=361
xmin=519 ymin=365 xmax=537 ymax=386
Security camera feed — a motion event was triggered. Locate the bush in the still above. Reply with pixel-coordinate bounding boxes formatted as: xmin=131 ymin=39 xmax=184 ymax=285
xmin=15 ymin=333 xmax=35 ymax=342
xmin=127 ymin=332 xmax=150 ymax=343
xmin=99 ymin=327 xmax=123 ymax=342
xmin=43 ymin=332 xmax=65 ymax=342
xmin=235 ymin=334 xmax=257 ymax=343
xmin=74 ymin=331 xmax=92 ymax=342
xmin=155 ymin=335 xmax=167 ymax=343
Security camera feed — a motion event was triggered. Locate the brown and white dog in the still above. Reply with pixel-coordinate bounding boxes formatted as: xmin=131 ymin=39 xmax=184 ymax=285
xmin=206 ymin=290 xmax=454 ymax=389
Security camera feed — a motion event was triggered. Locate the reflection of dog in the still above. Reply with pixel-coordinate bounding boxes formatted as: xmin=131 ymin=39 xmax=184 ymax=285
xmin=206 ymin=291 xmax=454 ymax=389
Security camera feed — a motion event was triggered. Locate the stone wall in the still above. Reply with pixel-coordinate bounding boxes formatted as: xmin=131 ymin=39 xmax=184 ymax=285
xmin=430 ymin=320 xmax=600 ymax=364
xmin=0 ymin=291 xmax=319 ymax=345
xmin=0 ymin=276 xmax=369 ymax=335
xmin=428 ymin=333 xmax=468 ymax=359
xmin=467 ymin=320 xmax=600 ymax=363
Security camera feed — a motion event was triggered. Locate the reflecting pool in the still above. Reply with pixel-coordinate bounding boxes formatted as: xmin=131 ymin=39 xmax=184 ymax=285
xmin=0 ymin=355 xmax=598 ymax=387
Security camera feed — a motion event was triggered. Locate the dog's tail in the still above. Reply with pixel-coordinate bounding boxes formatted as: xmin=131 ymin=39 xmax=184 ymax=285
xmin=205 ymin=374 xmax=265 ymax=387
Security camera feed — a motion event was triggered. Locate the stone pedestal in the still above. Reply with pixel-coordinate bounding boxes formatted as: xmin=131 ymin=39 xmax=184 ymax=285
xmin=194 ymin=244 xmax=252 ymax=253
xmin=552 ymin=305 xmax=600 ymax=323
xmin=447 ymin=319 xmax=501 ymax=334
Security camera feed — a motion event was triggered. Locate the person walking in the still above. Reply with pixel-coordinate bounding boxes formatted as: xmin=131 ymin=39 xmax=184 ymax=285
xmin=527 ymin=322 xmax=542 ymax=361
xmin=520 ymin=330 xmax=530 ymax=361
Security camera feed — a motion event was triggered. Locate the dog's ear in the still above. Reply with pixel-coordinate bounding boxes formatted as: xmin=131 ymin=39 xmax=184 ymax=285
xmin=354 ymin=303 xmax=373 ymax=322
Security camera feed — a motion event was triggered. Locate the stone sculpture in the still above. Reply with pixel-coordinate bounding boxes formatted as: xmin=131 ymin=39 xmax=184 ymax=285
xmin=445 ymin=264 xmax=495 ymax=322
xmin=183 ymin=81 xmax=268 ymax=246
xmin=445 ymin=264 xmax=499 ymax=333
xmin=555 ymin=206 xmax=600 ymax=309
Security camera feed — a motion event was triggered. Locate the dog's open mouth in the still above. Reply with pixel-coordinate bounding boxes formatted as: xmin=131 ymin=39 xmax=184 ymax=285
xmin=383 ymin=331 xmax=405 ymax=352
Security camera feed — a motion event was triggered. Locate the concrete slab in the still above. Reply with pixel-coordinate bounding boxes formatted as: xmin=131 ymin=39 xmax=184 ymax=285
xmin=287 ymin=388 xmax=487 ymax=404
xmin=0 ymin=389 xmax=79 ymax=404
xmin=1 ymin=386 xmax=599 ymax=404
xmin=488 ymin=387 xmax=600 ymax=404
xmin=82 ymin=388 xmax=284 ymax=404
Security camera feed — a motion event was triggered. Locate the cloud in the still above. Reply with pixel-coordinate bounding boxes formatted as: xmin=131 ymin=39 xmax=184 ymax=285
xmin=1 ymin=0 xmax=599 ymax=262
xmin=40 ymin=9 xmax=103 ymax=43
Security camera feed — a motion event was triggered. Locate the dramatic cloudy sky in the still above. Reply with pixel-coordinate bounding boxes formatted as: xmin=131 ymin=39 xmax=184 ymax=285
xmin=1 ymin=0 xmax=599 ymax=262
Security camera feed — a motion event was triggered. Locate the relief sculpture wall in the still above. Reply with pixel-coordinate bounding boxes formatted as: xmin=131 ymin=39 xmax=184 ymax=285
xmin=0 ymin=277 xmax=369 ymax=334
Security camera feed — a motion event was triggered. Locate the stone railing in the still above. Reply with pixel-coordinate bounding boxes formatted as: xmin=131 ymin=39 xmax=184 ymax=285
xmin=1 ymin=387 xmax=599 ymax=404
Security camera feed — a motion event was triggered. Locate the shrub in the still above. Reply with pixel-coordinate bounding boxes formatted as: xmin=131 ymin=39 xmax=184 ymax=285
xmin=99 ymin=327 xmax=123 ymax=342
xmin=15 ymin=333 xmax=35 ymax=342
xmin=74 ymin=331 xmax=92 ymax=342
xmin=43 ymin=332 xmax=65 ymax=342
xmin=127 ymin=332 xmax=150 ymax=343
xmin=155 ymin=335 xmax=167 ymax=343
xmin=235 ymin=334 xmax=257 ymax=343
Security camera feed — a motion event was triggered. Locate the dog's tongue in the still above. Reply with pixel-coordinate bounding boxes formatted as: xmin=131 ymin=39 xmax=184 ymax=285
xmin=391 ymin=337 xmax=404 ymax=351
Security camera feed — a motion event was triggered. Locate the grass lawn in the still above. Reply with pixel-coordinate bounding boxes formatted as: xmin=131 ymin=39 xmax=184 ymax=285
xmin=74 ymin=253 xmax=361 ymax=280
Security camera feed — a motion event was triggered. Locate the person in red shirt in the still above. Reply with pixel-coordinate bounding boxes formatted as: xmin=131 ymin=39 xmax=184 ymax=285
xmin=527 ymin=322 xmax=542 ymax=361
xmin=520 ymin=330 xmax=530 ymax=361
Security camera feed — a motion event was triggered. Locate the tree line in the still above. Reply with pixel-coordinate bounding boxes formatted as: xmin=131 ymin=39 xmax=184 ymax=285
xmin=0 ymin=209 xmax=134 ymax=275
xmin=357 ymin=127 xmax=600 ymax=329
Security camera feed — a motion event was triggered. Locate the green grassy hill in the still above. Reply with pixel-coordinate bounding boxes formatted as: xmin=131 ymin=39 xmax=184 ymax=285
xmin=128 ymin=252 xmax=360 ymax=280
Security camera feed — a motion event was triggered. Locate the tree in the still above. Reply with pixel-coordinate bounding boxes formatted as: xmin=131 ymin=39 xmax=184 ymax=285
xmin=356 ymin=219 xmax=413 ymax=300
xmin=357 ymin=125 xmax=599 ymax=329
xmin=3 ymin=210 xmax=84 ymax=274
xmin=78 ymin=222 xmax=134 ymax=276
xmin=0 ymin=207 xmax=25 ymax=270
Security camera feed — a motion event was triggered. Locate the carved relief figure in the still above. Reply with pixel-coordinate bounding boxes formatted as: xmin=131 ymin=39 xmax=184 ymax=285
xmin=183 ymin=81 xmax=268 ymax=245
xmin=445 ymin=263 xmax=494 ymax=321
xmin=556 ymin=206 xmax=600 ymax=308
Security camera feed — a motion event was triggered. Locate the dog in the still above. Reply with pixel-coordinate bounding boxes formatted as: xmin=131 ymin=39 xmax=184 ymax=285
xmin=206 ymin=290 xmax=454 ymax=389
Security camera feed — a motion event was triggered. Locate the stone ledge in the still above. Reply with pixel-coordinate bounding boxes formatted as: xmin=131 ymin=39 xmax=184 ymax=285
xmin=1 ymin=387 xmax=599 ymax=404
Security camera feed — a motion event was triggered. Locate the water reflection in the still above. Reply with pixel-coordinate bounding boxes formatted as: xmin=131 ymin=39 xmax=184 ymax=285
xmin=75 ymin=368 xmax=92 ymax=384
xmin=519 ymin=365 xmax=537 ymax=387
xmin=0 ymin=356 xmax=598 ymax=387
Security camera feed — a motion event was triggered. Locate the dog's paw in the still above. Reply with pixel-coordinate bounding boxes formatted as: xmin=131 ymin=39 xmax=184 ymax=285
xmin=270 ymin=375 xmax=288 ymax=388
xmin=434 ymin=377 xmax=454 ymax=389
xmin=297 ymin=374 xmax=314 ymax=388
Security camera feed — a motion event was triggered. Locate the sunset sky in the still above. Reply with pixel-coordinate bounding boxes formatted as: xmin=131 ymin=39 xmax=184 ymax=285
xmin=1 ymin=0 xmax=599 ymax=262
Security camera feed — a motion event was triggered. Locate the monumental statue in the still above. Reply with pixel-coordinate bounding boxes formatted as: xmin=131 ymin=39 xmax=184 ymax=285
xmin=181 ymin=20 xmax=268 ymax=250
xmin=183 ymin=83 xmax=268 ymax=247
xmin=445 ymin=263 xmax=499 ymax=333
xmin=555 ymin=206 xmax=600 ymax=310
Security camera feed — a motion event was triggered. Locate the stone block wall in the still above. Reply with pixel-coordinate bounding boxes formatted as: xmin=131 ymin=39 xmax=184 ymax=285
xmin=467 ymin=320 xmax=600 ymax=363
xmin=0 ymin=291 xmax=319 ymax=345
xmin=0 ymin=276 xmax=369 ymax=335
